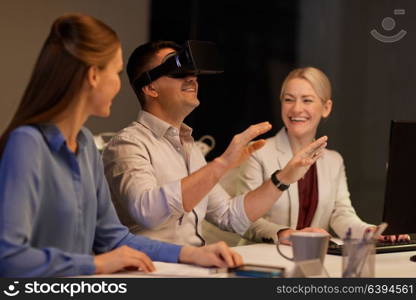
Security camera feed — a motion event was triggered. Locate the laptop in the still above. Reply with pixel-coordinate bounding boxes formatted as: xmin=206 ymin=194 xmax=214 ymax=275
xmin=328 ymin=121 xmax=416 ymax=255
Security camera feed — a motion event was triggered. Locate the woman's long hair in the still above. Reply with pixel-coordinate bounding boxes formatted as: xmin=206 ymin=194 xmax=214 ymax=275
xmin=0 ymin=13 xmax=120 ymax=156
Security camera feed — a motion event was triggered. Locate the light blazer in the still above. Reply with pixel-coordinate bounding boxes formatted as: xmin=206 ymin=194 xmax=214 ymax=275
xmin=238 ymin=127 xmax=372 ymax=242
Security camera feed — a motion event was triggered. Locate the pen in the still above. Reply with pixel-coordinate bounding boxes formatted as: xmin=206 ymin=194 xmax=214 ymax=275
xmin=343 ymin=228 xmax=372 ymax=277
xmin=345 ymin=227 xmax=352 ymax=240
xmin=362 ymin=227 xmax=372 ymax=242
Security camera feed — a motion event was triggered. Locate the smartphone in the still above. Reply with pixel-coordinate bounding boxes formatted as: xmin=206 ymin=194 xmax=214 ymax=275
xmin=229 ymin=264 xmax=285 ymax=278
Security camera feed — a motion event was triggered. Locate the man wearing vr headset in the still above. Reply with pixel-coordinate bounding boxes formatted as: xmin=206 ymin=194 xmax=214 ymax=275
xmin=102 ymin=40 xmax=327 ymax=246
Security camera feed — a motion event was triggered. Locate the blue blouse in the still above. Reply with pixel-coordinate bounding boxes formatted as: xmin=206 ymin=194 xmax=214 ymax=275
xmin=0 ymin=125 xmax=181 ymax=277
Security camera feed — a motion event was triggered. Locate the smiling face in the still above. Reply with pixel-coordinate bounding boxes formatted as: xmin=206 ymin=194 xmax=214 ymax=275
xmin=146 ymin=48 xmax=199 ymax=119
xmin=281 ymin=78 xmax=332 ymax=141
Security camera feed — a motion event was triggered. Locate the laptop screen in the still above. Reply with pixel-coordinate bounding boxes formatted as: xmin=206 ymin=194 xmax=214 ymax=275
xmin=383 ymin=121 xmax=416 ymax=234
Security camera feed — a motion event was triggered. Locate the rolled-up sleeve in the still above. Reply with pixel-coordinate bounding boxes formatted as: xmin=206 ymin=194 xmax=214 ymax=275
xmin=205 ymin=184 xmax=251 ymax=235
xmin=103 ymin=135 xmax=185 ymax=229
xmin=94 ymin=148 xmax=181 ymax=262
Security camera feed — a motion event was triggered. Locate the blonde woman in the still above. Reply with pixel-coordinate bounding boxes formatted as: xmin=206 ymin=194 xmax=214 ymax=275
xmin=238 ymin=67 xmax=404 ymax=244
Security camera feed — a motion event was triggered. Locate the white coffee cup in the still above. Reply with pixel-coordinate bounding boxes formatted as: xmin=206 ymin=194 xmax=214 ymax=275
xmin=276 ymin=232 xmax=330 ymax=262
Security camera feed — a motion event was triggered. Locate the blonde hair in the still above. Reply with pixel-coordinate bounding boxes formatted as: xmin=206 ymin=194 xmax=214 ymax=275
xmin=280 ymin=67 xmax=332 ymax=103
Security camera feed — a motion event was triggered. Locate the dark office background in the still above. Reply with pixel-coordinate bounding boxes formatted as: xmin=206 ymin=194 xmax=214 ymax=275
xmin=150 ymin=0 xmax=416 ymax=227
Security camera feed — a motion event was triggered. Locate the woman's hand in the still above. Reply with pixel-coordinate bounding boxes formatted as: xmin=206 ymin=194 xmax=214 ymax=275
xmin=365 ymin=226 xmax=410 ymax=242
xmin=379 ymin=234 xmax=410 ymax=242
xmin=94 ymin=245 xmax=155 ymax=274
xmin=179 ymin=241 xmax=243 ymax=268
xmin=278 ymin=136 xmax=328 ymax=184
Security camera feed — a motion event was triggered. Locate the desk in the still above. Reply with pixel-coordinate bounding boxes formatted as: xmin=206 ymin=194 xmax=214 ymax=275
xmin=233 ymin=243 xmax=416 ymax=278
xmin=88 ymin=243 xmax=416 ymax=277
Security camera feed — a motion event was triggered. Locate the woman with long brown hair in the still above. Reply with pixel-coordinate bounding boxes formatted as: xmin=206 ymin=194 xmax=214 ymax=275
xmin=0 ymin=14 xmax=242 ymax=277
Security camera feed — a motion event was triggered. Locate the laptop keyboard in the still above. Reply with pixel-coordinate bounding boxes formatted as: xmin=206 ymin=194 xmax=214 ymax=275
xmin=327 ymin=239 xmax=416 ymax=255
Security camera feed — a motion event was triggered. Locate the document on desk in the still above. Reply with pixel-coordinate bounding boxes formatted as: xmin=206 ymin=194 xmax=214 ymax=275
xmin=92 ymin=262 xmax=228 ymax=278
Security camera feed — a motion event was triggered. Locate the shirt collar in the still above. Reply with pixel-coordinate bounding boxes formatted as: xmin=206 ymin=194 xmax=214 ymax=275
xmin=137 ymin=110 xmax=193 ymax=139
xmin=37 ymin=124 xmax=88 ymax=152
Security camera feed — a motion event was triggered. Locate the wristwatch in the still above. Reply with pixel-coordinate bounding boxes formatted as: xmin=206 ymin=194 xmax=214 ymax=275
xmin=271 ymin=170 xmax=290 ymax=191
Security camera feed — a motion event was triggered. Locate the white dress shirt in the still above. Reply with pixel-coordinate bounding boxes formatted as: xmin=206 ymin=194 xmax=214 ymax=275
xmin=103 ymin=111 xmax=251 ymax=246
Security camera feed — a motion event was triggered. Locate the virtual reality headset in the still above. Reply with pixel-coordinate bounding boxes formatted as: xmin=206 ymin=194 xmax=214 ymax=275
xmin=133 ymin=40 xmax=224 ymax=92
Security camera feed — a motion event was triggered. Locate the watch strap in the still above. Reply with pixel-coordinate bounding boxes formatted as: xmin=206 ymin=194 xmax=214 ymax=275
xmin=271 ymin=170 xmax=290 ymax=191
